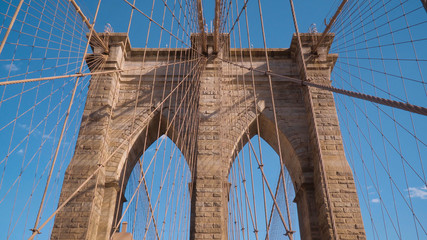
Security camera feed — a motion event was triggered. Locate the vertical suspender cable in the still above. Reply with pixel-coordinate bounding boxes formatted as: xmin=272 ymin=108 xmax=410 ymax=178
xmin=28 ymin=0 xmax=104 ymax=238
xmin=288 ymin=0 xmax=339 ymax=238
xmin=256 ymin=0 xmax=294 ymax=237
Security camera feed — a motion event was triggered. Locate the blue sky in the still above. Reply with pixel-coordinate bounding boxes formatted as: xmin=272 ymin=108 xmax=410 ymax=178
xmin=0 ymin=0 xmax=426 ymax=239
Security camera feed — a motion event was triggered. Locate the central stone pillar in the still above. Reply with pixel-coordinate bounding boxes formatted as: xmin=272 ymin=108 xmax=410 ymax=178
xmin=190 ymin=177 xmax=231 ymax=239
xmin=190 ymin=34 xmax=232 ymax=240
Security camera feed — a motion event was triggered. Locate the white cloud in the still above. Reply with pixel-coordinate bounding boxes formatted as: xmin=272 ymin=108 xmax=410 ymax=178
xmin=4 ymin=63 xmax=18 ymax=71
xmin=408 ymin=186 xmax=427 ymax=200
xmin=17 ymin=149 xmax=24 ymax=155
xmin=18 ymin=123 xmax=29 ymax=130
xmin=371 ymin=198 xmax=380 ymax=203
xmin=19 ymin=123 xmax=54 ymax=141
xmin=42 ymin=133 xmax=53 ymax=140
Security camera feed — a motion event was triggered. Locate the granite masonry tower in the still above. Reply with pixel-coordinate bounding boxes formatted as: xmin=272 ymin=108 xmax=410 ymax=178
xmin=50 ymin=32 xmax=366 ymax=240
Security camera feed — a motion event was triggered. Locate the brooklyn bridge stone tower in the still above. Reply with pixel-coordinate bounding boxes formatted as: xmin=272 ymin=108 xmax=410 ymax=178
xmin=50 ymin=30 xmax=366 ymax=240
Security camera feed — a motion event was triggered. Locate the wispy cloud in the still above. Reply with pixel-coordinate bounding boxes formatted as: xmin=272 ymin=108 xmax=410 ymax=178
xmin=17 ymin=149 xmax=24 ymax=155
xmin=18 ymin=123 xmax=29 ymax=130
xmin=408 ymin=186 xmax=427 ymax=200
xmin=4 ymin=63 xmax=19 ymax=71
xmin=42 ymin=133 xmax=53 ymax=140
xmin=19 ymin=123 xmax=54 ymax=141
xmin=367 ymin=185 xmax=376 ymax=195
xmin=371 ymin=198 xmax=380 ymax=203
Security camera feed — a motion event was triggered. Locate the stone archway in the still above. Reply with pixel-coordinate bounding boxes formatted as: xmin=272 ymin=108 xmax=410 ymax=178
xmin=51 ymin=32 xmax=365 ymax=240
xmin=96 ymin=112 xmax=190 ymax=240
xmin=51 ymin=88 xmax=190 ymax=240
xmin=51 ymin=33 xmax=196 ymax=240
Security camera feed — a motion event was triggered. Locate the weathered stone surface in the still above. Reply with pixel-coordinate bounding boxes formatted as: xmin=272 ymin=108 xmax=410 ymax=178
xmin=51 ymin=33 xmax=365 ymax=240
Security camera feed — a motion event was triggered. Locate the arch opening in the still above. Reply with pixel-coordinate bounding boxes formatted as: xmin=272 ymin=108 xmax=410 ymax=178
xmin=102 ymin=110 xmax=195 ymax=239
xmin=117 ymin=134 xmax=192 ymax=239
xmin=115 ymin=112 xmax=190 ymax=189
xmin=229 ymin=112 xmax=308 ymax=191
xmin=228 ymin=135 xmax=300 ymax=239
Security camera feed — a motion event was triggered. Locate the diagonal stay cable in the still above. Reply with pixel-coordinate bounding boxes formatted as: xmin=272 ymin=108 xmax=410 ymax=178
xmin=0 ymin=59 xmax=198 ymax=86
xmin=25 ymin=57 xmax=203 ymax=238
xmin=216 ymin=57 xmax=427 ymax=116
xmin=29 ymin=0 xmax=104 ymax=236
xmin=244 ymin=135 xmax=292 ymax=235
xmin=111 ymin=59 xmax=202 ymax=239
xmin=121 ymin=0 xmax=193 ymax=50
